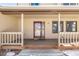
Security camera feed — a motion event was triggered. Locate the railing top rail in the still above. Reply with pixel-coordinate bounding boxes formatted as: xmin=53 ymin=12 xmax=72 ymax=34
xmin=60 ymin=32 xmax=79 ymax=34
xmin=0 ymin=32 xmax=22 ymax=34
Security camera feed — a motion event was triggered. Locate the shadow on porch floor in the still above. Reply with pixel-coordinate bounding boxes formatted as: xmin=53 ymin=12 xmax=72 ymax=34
xmin=24 ymin=39 xmax=58 ymax=49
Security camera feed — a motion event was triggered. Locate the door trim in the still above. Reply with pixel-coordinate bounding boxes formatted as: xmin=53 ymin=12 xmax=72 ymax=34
xmin=33 ymin=21 xmax=45 ymax=39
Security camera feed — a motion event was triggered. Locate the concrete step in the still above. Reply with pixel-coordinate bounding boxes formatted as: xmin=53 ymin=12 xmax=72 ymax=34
xmin=24 ymin=45 xmax=58 ymax=49
xmin=1 ymin=45 xmax=23 ymax=49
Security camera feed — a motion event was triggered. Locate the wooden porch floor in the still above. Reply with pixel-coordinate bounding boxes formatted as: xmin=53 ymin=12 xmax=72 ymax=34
xmin=24 ymin=39 xmax=58 ymax=49
xmin=0 ymin=39 xmax=58 ymax=50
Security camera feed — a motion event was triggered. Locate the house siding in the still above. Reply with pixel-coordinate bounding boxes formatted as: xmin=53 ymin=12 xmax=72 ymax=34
xmin=0 ymin=12 xmax=79 ymax=39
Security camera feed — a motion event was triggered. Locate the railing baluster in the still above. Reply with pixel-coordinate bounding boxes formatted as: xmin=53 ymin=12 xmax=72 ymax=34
xmin=66 ymin=33 xmax=67 ymax=43
xmin=62 ymin=33 xmax=63 ymax=44
xmin=66 ymin=33 xmax=67 ymax=44
xmin=72 ymin=33 xmax=74 ymax=44
xmin=59 ymin=33 xmax=60 ymax=44
xmin=67 ymin=33 xmax=69 ymax=43
xmin=12 ymin=33 xmax=13 ymax=43
xmin=77 ymin=33 xmax=79 ymax=44
xmin=59 ymin=32 xmax=79 ymax=46
xmin=18 ymin=34 xmax=20 ymax=43
xmin=69 ymin=33 xmax=70 ymax=43
xmin=0 ymin=34 xmax=1 ymax=44
xmin=5 ymin=33 xmax=7 ymax=43
xmin=7 ymin=34 xmax=8 ymax=43
xmin=6 ymin=33 xmax=7 ymax=43
xmin=17 ymin=34 xmax=18 ymax=43
xmin=20 ymin=34 xmax=21 ymax=43
xmin=68 ymin=33 xmax=69 ymax=43
xmin=76 ymin=32 xmax=77 ymax=45
xmin=69 ymin=33 xmax=72 ymax=43
xmin=0 ymin=32 xmax=22 ymax=45
xmin=18 ymin=33 xmax=19 ymax=43
xmin=10 ymin=33 xmax=11 ymax=43
xmin=0 ymin=33 xmax=1 ymax=44
xmin=21 ymin=33 xmax=23 ymax=46
xmin=16 ymin=33 xmax=17 ymax=43
xmin=69 ymin=32 xmax=71 ymax=43
xmin=8 ymin=34 xmax=9 ymax=43
xmin=67 ymin=33 xmax=68 ymax=43
xmin=13 ymin=34 xmax=14 ymax=43
xmin=17 ymin=33 xmax=18 ymax=43
xmin=65 ymin=33 xmax=66 ymax=43
xmin=5 ymin=33 xmax=6 ymax=43
xmin=60 ymin=33 xmax=61 ymax=44
xmin=2 ymin=34 xmax=3 ymax=44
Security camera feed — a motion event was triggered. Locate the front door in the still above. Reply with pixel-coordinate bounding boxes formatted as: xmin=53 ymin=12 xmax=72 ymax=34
xmin=34 ymin=21 xmax=45 ymax=39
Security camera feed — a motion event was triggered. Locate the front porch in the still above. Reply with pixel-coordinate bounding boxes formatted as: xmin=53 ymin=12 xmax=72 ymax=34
xmin=0 ymin=11 xmax=79 ymax=50
xmin=24 ymin=39 xmax=58 ymax=49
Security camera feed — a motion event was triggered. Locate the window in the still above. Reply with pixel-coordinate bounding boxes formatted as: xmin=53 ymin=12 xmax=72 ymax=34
xmin=31 ymin=3 xmax=39 ymax=6
xmin=62 ymin=3 xmax=69 ymax=5
xmin=52 ymin=21 xmax=63 ymax=33
xmin=70 ymin=3 xmax=76 ymax=5
xmin=66 ymin=21 xmax=77 ymax=32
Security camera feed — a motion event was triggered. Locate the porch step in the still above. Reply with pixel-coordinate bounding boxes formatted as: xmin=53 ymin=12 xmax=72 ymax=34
xmin=59 ymin=44 xmax=78 ymax=50
xmin=24 ymin=45 xmax=58 ymax=49
xmin=1 ymin=45 xmax=23 ymax=49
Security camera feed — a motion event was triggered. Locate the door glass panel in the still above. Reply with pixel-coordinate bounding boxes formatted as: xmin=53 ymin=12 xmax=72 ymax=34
xmin=42 ymin=30 xmax=44 ymax=37
xmin=34 ymin=22 xmax=45 ymax=39
xmin=35 ymin=23 xmax=41 ymax=29
xmin=35 ymin=30 xmax=41 ymax=36
xmin=35 ymin=23 xmax=41 ymax=37
xmin=41 ymin=22 xmax=45 ymax=37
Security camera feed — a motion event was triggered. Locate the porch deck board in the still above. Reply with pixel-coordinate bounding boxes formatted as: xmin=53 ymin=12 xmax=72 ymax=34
xmin=24 ymin=39 xmax=58 ymax=45
xmin=24 ymin=39 xmax=58 ymax=49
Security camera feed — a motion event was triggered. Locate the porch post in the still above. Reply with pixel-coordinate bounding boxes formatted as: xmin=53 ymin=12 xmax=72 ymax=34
xmin=58 ymin=13 xmax=60 ymax=46
xmin=21 ymin=13 xmax=24 ymax=46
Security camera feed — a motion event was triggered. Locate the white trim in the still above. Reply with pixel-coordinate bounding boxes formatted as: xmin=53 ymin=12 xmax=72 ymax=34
xmin=21 ymin=13 xmax=24 ymax=33
xmin=58 ymin=13 xmax=60 ymax=46
xmin=21 ymin=13 xmax=24 ymax=46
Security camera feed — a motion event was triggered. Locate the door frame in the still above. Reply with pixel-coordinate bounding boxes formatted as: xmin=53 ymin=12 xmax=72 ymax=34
xmin=33 ymin=21 xmax=45 ymax=39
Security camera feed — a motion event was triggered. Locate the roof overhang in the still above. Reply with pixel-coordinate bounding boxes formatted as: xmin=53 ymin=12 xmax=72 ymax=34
xmin=0 ymin=6 xmax=79 ymax=12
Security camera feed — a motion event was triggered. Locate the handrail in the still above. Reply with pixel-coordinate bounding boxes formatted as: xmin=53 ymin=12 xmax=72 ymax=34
xmin=0 ymin=32 xmax=22 ymax=33
xmin=0 ymin=32 xmax=23 ymax=46
xmin=60 ymin=32 xmax=79 ymax=46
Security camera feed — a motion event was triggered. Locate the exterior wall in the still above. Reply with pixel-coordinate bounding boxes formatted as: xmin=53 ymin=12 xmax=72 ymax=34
xmin=24 ymin=13 xmax=79 ymax=39
xmin=60 ymin=13 xmax=79 ymax=32
xmin=0 ymin=12 xmax=20 ymax=32
xmin=24 ymin=14 xmax=58 ymax=39
xmin=0 ymin=12 xmax=79 ymax=39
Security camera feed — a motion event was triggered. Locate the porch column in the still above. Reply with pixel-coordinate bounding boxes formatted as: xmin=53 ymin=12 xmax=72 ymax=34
xmin=21 ymin=13 xmax=24 ymax=46
xmin=58 ymin=13 xmax=61 ymax=46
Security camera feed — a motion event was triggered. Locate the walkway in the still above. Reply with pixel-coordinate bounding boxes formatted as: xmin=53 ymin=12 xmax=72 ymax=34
xmin=17 ymin=49 xmax=66 ymax=56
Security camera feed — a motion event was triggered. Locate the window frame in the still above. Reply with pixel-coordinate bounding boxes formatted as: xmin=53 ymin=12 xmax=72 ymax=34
xmin=66 ymin=21 xmax=77 ymax=32
xmin=31 ymin=3 xmax=39 ymax=6
xmin=52 ymin=21 xmax=64 ymax=33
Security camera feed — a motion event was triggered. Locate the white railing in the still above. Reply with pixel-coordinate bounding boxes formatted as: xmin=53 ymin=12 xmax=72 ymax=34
xmin=60 ymin=32 xmax=79 ymax=46
xmin=0 ymin=32 xmax=23 ymax=45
